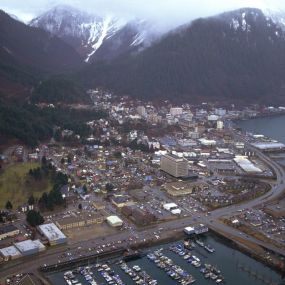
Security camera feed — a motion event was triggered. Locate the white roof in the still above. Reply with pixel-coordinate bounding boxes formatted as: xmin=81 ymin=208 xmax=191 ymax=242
xmin=171 ymin=209 xmax=182 ymax=215
xmin=163 ymin=203 xmax=178 ymax=211
xmin=252 ymin=142 xmax=285 ymax=150
xmin=38 ymin=223 xmax=66 ymax=242
xmin=234 ymin=156 xmax=262 ymax=173
xmin=184 ymin=226 xmax=195 ymax=231
xmin=14 ymin=240 xmax=39 ymax=253
xmin=199 ymin=138 xmax=216 ymax=146
xmin=32 ymin=239 xmax=46 ymax=250
xmin=0 ymin=246 xmax=21 ymax=257
xmin=106 ymin=215 xmax=123 ymax=224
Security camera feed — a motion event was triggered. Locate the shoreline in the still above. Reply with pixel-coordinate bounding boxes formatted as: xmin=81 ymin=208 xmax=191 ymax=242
xmin=234 ymin=111 xmax=285 ymax=122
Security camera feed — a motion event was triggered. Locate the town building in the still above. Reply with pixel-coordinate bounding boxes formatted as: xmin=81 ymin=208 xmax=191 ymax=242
xmin=137 ymin=106 xmax=147 ymax=117
xmin=55 ymin=212 xmax=104 ymax=230
xmin=0 ymin=225 xmax=19 ymax=240
xmin=106 ymin=215 xmax=123 ymax=227
xmin=170 ymin=107 xmax=183 ymax=116
xmin=160 ymin=154 xmax=188 ymax=178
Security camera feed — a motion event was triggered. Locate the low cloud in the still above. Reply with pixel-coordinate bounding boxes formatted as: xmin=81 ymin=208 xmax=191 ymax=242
xmin=1 ymin=0 xmax=285 ymax=30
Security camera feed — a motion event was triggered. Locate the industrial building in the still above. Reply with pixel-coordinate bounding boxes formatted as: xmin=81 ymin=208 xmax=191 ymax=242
xmin=0 ymin=245 xmax=21 ymax=261
xmin=106 ymin=215 xmax=123 ymax=227
xmin=234 ymin=156 xmax=262 ymax=173
xmin=0 ymin=224 xmax=19 ymax=240
xmin=38 ymin=223 xmax=67 ymax=246
xmin=14 ymin=239 xmax=45 ymax=256
xmin=160 ymin=154 xmax=188 ymax=178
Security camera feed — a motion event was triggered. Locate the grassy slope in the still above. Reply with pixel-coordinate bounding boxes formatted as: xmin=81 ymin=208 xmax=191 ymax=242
xmin=0 ymin=162 xmax=52 ymax=209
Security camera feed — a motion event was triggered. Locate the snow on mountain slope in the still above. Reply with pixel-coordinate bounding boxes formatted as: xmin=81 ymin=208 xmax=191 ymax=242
xmin=30 ymin=5 xmax=153 ymax=63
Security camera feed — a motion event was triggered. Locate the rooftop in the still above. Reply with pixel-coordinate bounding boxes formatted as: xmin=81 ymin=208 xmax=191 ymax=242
xmin=0 ymin=224 xmax=18 ymax=235
xmin=38 ymin=223 xmax=66 ymax=241
xmin=14 ymin=239 xmax=43 ymax=253
xmin=0 ymin=245 xmax=21 ymax=257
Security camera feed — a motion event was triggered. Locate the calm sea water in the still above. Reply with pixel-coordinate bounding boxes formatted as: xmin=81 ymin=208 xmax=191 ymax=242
xmin=47 ymin=234 xmax=282 ymax=285
xmin=237 ymin=115 xmax=285 ymax=144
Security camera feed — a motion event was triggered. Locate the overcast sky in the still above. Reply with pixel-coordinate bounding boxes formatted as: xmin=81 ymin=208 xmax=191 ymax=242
xmin=1 ymin=0 xmax=285 ymax=29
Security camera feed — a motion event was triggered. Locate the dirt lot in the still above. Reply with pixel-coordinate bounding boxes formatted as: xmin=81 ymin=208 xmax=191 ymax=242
xmin=64 ymin=223 xmax=118 ymax=243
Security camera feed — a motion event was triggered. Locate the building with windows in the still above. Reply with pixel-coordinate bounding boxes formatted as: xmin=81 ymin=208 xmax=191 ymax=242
xmin=160 ymin=154 xmax=188 ymax=178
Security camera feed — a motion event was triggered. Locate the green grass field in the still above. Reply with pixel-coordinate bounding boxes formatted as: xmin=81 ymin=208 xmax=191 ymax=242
xmin=0 ymin=162 xmax=53 ymax=209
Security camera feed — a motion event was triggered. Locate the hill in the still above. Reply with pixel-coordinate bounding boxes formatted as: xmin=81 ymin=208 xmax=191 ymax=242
xmin=0 ymin=10 xmax=82 ymax=99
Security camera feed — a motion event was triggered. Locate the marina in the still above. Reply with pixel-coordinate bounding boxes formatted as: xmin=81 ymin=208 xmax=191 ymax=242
xmin=47 ymin=234 xmax=283 ymax=285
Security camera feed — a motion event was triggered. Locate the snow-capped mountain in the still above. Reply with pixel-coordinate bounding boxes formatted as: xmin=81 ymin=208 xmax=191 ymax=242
xmin=264 ymin=9 xmax=285 ymax=31
xmin=30 ymin=5 xmax=156 ymax=63
xmin=217 ymin=7 xmax=285 ymax=36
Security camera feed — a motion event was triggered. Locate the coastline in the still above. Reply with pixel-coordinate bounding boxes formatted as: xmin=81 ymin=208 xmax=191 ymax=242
xmin=233 ymin=111 xmax=285 ymax=123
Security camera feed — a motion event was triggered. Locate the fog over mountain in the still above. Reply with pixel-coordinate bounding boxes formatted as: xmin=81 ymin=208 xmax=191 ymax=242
xmin=2 ymin=0 xmax=285 ymax=31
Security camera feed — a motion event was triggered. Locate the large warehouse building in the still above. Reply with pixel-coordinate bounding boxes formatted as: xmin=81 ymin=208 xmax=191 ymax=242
xmin=160 ymin=154 xmax=188 ymax=178
xmin=14 ymin=239 xmax=45 ymax=256
xmin=38 ymin=223 xmax=67 ymax=246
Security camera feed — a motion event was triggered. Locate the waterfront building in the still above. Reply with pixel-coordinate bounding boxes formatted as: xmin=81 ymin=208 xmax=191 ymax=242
xmin=0 ymin=246 xmax=21 ymax=261
xmin=194 ymin=224 xmax=209 ymax=234
xmin=14 ymin=239 xmax=45 ymax=256
xmin=160 ymin=154 xmax=188 ymax=178
xmin=38 ymin=223 xmax=67 ymax=246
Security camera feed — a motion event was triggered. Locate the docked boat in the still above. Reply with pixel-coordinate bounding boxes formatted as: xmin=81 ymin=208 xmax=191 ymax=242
xmin=196 ymin=239 xmax=204 ymax=247
xmin=204 ymin=244 xmax=215 ymax=253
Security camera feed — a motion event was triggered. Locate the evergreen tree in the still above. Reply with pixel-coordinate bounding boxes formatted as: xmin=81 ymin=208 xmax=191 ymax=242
xmin=5 ymin=201 xmax=13 ymax=210
xmin=28 ymin=195 xmax=35 ymax=206
xmin=26 ymin=210 xmax=44 ymax=227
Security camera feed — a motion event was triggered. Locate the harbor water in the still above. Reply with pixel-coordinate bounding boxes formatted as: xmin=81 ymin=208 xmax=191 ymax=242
xmin=237 ymin=115 xmax=285 ymax=144
xmin=47 ymin=234 xmax=283 ymax=285
xmin=237 ymin=114 xmax=285 ymax=166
